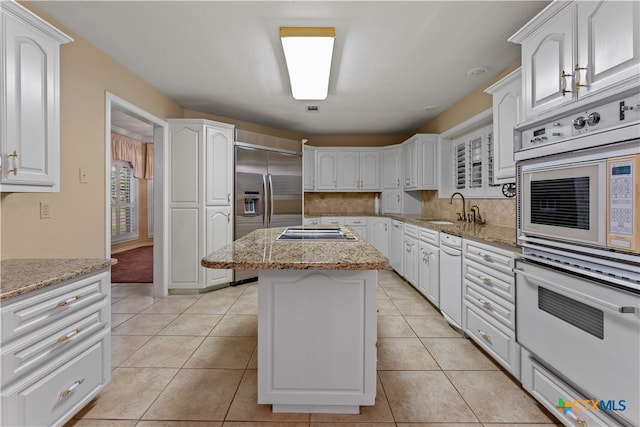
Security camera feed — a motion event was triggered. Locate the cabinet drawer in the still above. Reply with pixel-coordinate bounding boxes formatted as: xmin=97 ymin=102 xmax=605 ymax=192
xmin=463 ymin=241 xmax=515 ymax=276
xmin=464 ymin=305 xmax=519 ymax=377
xmin=1 ymin=271 xmax=109 ymax=342
xmin=463 ymin=258 xmax=514 ymax=303
xmin=404 ymin=223 xmax=418 ymax=239
xmin=2 ymin=305 xmax=108 ymax=385
xmin=321 ymin=217 xmax=344 ymax=226
xmin=464 ymin=281 xmax=514 ymax=330
xmin=521 ymin=349 xmax=621 ymax=427
xmin=2 ymin=340 xmax=108 ymax=427
xmin=345 ymin=217 xmax=367 ymax=226
xmin=419 ymin=227 xmax=438 ymax=245
xmin=303 ymin=217 xmax=321 ymax=226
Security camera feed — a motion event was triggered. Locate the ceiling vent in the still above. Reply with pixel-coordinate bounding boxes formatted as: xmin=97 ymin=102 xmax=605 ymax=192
xmin=306 ymin=105 xmax=319 ymax=112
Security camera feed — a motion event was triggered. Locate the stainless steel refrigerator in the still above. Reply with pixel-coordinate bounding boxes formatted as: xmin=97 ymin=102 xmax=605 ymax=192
xmin=234 ymin=143 xmax=303 ymax=283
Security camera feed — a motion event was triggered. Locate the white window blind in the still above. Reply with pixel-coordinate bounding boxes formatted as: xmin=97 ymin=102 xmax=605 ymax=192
xmin=111 ymin=160 xmax=138 ymax=243
xmin=469 ymin=136 xmax=482 ymax=188
xmin=454 ymin=142 xmax=466 ymax=189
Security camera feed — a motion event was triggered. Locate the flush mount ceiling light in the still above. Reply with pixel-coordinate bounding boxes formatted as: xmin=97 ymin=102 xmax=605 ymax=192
xmin=280 ymin=27 xmax=335 ymax=100
xmin=466 ymin=66 xmax=489 ymax=76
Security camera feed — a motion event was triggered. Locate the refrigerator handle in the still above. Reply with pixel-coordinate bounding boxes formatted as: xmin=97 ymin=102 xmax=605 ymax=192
xmin=268 ymin=173 xmax=274 ymax=227
xmin=262 ymin=174 xmax=268 ymax=228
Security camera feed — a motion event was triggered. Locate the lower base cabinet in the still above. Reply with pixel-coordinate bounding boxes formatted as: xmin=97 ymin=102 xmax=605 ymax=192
xmin=1 ymin=270 xmax=111 ymax=427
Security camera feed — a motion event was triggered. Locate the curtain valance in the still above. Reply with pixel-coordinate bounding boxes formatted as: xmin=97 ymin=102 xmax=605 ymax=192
xmin=111 ymin=133 xmax=154 ymax=179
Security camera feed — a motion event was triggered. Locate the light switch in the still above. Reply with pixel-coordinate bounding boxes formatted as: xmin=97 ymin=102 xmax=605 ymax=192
xmin=79 ymin=168 xmax=88 ymax=183
xmin=40 ymin=202 xmax=51 ymax=219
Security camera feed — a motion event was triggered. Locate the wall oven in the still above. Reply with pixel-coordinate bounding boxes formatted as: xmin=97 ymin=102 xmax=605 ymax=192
xmin=515 ymin=90 xmax=640 ymax=427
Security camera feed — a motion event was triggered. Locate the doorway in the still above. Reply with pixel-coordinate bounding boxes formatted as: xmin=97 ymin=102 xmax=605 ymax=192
xmin=106 ymin=93 xmax=168 ymax=297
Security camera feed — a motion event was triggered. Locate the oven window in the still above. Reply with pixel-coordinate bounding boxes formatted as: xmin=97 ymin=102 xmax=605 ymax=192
xmin=530 ymin=177 xmax=590 ymax=229
xmin=538 ymin=287 xmax=604 ymax=339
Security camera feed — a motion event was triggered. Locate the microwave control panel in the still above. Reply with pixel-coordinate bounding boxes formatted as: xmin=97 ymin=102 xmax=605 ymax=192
xmin=607 ymin=155 xmax=639 ymax=253
xmin=519 ymin=92 xmax=640 ymax=152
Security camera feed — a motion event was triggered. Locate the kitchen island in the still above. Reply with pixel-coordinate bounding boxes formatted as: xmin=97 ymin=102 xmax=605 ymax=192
xmin=201 ymin=226 xmax=389 ymax=414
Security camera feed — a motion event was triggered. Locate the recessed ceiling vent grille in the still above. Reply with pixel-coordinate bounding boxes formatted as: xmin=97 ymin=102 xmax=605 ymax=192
xmin=306 ymin=105 xmax=319 ymax=112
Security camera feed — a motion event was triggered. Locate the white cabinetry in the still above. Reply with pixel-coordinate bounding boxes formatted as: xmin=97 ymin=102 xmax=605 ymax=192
xmin=0 ymin=2 xmax=72 ymax=192
xmin=510 ymin=0 xmax=640 ymax=123
xmin=402 ymin=134 xmax=439 ymax=190
xmin=1 ymin=270 xmax=111 ymax=427
xmin=168 ymin=119 xmax=235 ymax=291
xmin=381 ymin=189 xmax=421 ymax=215
xmin=337 ymin=150 xmax=380 ymax=191
xmin=403 ymin=224 xmax=419 ymax=288
xmin=418 ymin=227 xmax=439 ymax=307
xmin=485 ymin=68 xmax=520 ymax=185
xmin=345 ymin=217 xmax=367 ymax=240
xmin=315 ymin=150 xmax=338 ymax=191
xmin=367 ymin=217 xmax=389 ymax=257
xmin=389 ymin=220 xmax=404 ymax=276
xmin=303 ymin=217 xmax=321 ymax=226
xmin=321 ymin=216 xmax=344 ymax=226
xmin=303 ymin=146 xmax=315 ymax=191
xmin=462 ymin=240 xmax=519 ymax=377
xmin=382 ymin=146 xmax=402 ymax=189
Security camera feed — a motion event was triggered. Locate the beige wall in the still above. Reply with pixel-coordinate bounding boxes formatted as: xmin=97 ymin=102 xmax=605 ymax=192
xmin=1 ymin=2 xmax=184 ymax=259
xmin=307 ymin=134 xmax=409 ymax=147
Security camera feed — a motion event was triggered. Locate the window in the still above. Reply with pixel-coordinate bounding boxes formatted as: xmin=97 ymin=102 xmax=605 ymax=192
xmin=111 ymin=160 xmax=137 ymax=242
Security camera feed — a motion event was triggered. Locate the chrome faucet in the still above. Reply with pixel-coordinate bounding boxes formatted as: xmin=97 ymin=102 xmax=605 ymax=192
xmin=470 ymin=205 xmax=483 ymax=224
xmin=449 ymin=192 xmax=466 ymax=221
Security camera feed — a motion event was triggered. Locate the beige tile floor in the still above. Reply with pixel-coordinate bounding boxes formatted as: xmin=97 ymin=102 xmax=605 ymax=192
xmin=66 ymin=269 xmax=559 ymax=427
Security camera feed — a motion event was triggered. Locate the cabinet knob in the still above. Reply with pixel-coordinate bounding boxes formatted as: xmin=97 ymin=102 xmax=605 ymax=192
xmin=397 ymin=178 xmax=400 ymax=187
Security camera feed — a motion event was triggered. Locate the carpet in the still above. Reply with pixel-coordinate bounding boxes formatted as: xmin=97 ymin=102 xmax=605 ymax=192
xmin=111 ymin=245 xmax=153 ymax=283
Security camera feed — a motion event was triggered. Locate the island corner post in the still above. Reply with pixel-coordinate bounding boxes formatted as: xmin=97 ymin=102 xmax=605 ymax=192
xmin=201 ymin=226 xmax=389 ymax=414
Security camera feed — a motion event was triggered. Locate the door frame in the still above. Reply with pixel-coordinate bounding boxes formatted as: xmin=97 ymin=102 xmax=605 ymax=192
xmin=105 ymin=92 xmax=168 ymax=297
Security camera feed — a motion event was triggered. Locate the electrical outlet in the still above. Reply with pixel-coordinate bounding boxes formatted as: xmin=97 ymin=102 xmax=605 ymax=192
xmin=40 ymin=202 xmax=51 ymax=219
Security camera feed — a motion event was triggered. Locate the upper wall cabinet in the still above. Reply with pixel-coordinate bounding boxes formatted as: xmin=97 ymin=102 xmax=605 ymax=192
xmin=485 ymin=68 xmax=521 ymax=185
xmin=402 ymin=134 xmax=439 ymax=191
xmin=510 ymin=0 xmax=640 ymax=124
xmin=312 ymin=147 xmax=380 ymax=192
xmin=0 ymin=2 xmax=72 ymax=192
xmin=303 ymin=145 xmax=315 ymax=191
xmin=382 ymin=146 xmax=402 ymax=189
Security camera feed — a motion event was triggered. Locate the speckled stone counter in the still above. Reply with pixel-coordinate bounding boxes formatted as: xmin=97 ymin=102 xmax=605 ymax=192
xmin=202 ymin=227 xmax=389 ymax=270
xmin=0 ymin=258 xmax=113 ymax=301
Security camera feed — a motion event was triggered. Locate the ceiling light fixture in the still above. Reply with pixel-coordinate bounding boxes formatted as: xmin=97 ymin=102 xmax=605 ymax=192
xmin=280 ymin=27 xmax=335 ymax=100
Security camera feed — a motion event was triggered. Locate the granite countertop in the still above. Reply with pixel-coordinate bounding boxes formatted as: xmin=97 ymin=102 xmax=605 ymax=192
xmin=202 ymin=227 xmax=389 ymax=270
xmin=0 ymin=258 xmax=113 ymax=302
xmin=306 ymin=213 xmax=518 ymax=250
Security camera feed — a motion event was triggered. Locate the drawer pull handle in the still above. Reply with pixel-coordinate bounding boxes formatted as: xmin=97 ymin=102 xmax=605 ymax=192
xmin=60 ymin=379 xmax=84 ymax=397
xmin=566 ymin=409 xmax=588 ymax=426
xmin=478 ymin=298 xmax=491 ymax=309
xmin=479 ymin=276 xmax=491 ymax=285
xmin=57 ymin=296 xmax=81 ymax=307
xmin=479 ymin=252 xmax=492 ymax=262
xmin=477 ymin=329 xmax=491 ymax=342
xmin=353 ymin=221 xmax=361 ymax=224
xmin=58 ymin=328 xmax=81 ymax=342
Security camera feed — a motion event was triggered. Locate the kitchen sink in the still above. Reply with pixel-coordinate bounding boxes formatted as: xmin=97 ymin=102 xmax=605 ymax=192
xmin=276 ymin=227 xmax=357 ymax=241
xmin=429 ymin=220 xmax=455 ymax=225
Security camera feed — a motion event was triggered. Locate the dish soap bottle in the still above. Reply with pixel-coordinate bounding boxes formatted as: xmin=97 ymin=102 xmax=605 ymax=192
xmin=374 ymin=193 xmax=380 ymax=215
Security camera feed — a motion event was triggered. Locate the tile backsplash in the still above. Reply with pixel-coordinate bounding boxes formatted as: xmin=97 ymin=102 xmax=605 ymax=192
xmin=304 ymin=191 xmax=516 ymax=229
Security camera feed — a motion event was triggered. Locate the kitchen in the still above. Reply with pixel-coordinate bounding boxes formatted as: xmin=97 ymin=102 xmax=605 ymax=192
xmin=1 ymin=1 xmax=639 ymax=426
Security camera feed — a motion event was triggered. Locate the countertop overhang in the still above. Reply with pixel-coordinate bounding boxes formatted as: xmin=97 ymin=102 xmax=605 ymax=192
xmin=202 ymin=227 xmax=389 ymax=270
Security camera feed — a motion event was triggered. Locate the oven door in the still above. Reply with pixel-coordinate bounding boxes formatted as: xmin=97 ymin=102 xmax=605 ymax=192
xmin=521 ymin=160 xmax=606 ymax=247
xmin=515 ymin=258 xmax=640 ymax=427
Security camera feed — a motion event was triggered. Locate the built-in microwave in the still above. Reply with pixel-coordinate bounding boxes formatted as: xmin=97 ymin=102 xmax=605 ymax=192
xmin=518 ymin=142 xmax=639 ymax=255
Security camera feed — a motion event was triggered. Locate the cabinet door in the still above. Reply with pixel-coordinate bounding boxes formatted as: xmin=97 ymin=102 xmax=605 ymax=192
xmin=403 ymin=141 xmax=418 ymax=188
xmin=389 ymin=221 xmax=404 ymax=276
xmin=419 ymin=241 xmax=440 ymax=307
xmin=205 ymin=126 xmax=233 ymax=206
xmin=169 ymin=125 xmax=201 ymax=204
xmin=2 ymin=16 xmax=59 ymax=189
xmin=367 ymin=218 xmax=389 ymax=257
xmin=382 ymin=189 xmax=402 ymax=214
xmin=205 ymin=207 xmax=233 ymax=286
xmin=491 ymin=71 xmax=520 ymax=184
xmin=576 ymin=0 xmax=640 ymax=100
xmin=315 ymin=150 xmax=338 ymax=190
xmin=520 ymin=3 xmax=575 ymax=120
xmin=303 ymin=146 xmax=315 ymax=191
xmin=360 ymin=151 xmax=380 ymax=190
xmin=419 ymin=139 xmax=438 ymax=189
xmin=337 ymin=151 xmax=360 ymax=190
xmin=383 ymin=147 xmax=402 ymax=189
xmin=403 ymin=235 xmax=419 ymax=287
xmin=169 ymin=207 xmax=201 ymax=288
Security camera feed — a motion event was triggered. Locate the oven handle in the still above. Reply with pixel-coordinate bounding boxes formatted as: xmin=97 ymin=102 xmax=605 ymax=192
xmin=514 ymin=267 xmax=637 ymax=314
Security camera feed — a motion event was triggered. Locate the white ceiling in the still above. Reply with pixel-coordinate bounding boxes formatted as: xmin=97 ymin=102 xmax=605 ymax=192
xmin=34 ymin=1 xmax=549 ymax=136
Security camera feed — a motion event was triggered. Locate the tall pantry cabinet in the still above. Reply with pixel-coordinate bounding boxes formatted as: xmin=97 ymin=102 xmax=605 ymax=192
xmin=168 ymin=119 xmax=234 ymax=291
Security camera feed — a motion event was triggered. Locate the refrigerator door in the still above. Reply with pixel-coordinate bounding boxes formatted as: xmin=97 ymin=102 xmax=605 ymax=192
xmin=267 ymin=151 xmax=303 ymax=228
